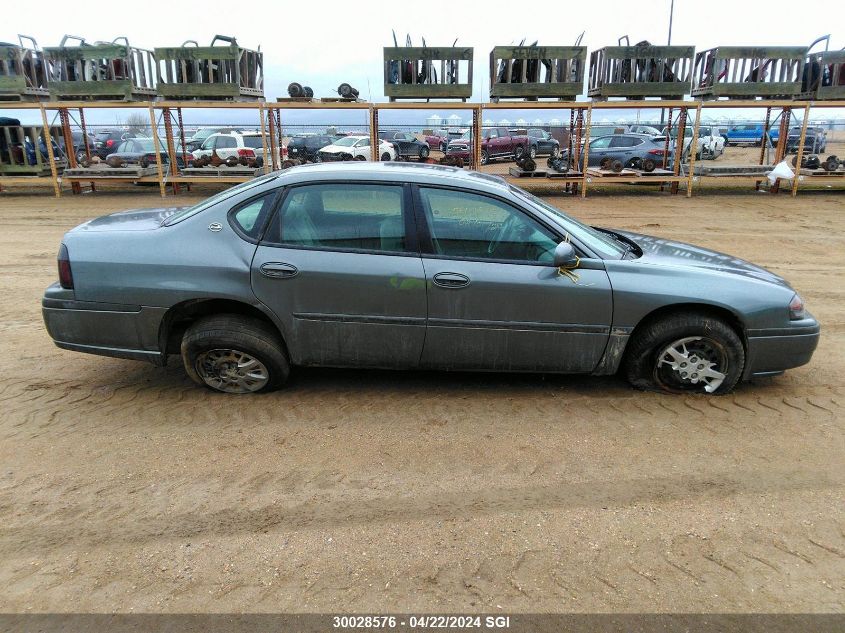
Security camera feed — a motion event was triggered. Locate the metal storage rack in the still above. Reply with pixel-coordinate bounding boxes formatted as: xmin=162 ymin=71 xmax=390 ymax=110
xmin=691 ymin=47 xmax=806 ymax=100
xmin=588 ymin=41 xmax=695 ymax=100
xmin=0 ymin=36 xmax=50 ymax=101
xmin=0 ymin=102 xmax=61 ymax=196
xmin=155 ymin=36 xmax=264 ymax=101
xmin=489 ymin=45 xmax=586 ymax=102
xmin=44 ymin=36 xmax=156 ymax=101
xmin=384 ymin=47 xmax=473 ymax=101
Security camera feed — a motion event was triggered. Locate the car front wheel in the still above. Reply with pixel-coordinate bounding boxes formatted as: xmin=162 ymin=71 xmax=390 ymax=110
xmin=480 ymin=150 xmax=489 ymax=165
xmin=529 ymin=145 xmax=537 ymax=159
xmin=181 ymin=314 xmax=290 ymax=394
xmin=624 ymin=311 xmax=744 ymax=395
xmin=419 ymin=146 xmax=429 ymax=159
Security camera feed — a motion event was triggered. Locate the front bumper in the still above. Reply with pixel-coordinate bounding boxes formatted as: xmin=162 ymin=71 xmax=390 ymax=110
xmin=446 ymin=148 xmax=471 ymax=160
xmin=743 ymin=316 xmax=820 ymax=379
xmin=42 ymin=283 xmax=167 ymax=365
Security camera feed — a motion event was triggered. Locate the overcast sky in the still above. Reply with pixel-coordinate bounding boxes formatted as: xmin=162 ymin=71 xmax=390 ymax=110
xmin=5 ymin=0 xmax=845 ymax=126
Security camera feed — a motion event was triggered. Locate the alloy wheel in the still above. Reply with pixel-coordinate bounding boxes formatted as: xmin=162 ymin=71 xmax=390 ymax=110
xmin=195 ymin=348 xmax=270 ymax=394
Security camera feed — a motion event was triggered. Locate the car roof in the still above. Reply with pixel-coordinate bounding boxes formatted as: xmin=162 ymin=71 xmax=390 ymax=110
xmin=273 ymin=161 xmax=510 ymax=193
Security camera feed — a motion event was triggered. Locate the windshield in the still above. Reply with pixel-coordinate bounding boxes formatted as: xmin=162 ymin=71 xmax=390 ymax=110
xmin=162 ymin=173 xmax=279 ymax=226
xmin=509 ymin=186 xmax=627 ymax=259
xmin=333 ymin=137 xmax=358 ymax=147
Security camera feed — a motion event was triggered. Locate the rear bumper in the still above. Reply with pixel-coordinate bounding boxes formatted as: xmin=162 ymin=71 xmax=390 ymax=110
xmin=743 ymin=317 xmax=820 ymax=379
xmin=42 ymin=283 xmax=167 ymax=365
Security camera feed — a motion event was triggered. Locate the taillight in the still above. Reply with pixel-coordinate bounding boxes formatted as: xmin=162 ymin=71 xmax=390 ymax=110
xmin=788 ymin=294 xmax=805 ymax=320
xmin=237 ymin=148 xmax=255 ymax=158
xmin=57 ymin=243 xmax=73 ymax=289
xmin=648 ymin=149 xmax=666 ymax=156
xmin=106 ymin=139 xmax=114 ymax=147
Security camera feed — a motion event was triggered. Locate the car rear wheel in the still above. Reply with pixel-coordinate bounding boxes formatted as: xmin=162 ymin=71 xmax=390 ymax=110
xmin=380 ymin=152 xmax=391 ymax=161
xmin=181 ymin=314 xmax=289 ymax=394
xmin=624 ymin=311 xmax=744 ymax=395
xmin=440 ymin=142 xmax=447 ymax=152
xmin=419 ymin=146 xmax=430 ymax=159
xmin=529 ymin=145 xmax=537 ymax=159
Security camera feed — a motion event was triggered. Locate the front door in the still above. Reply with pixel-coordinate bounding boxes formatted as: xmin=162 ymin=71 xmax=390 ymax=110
xmin=587 ymin=136 xmax=613 ymax=166
xmin=414 ymin=186 xmax=613 ymax=373
xmin=251 ymin=182 xmax=426 ymax=368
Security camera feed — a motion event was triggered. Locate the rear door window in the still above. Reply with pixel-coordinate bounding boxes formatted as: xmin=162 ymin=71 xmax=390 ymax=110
xmin=265 ymin=184 xmax=407 ymax=253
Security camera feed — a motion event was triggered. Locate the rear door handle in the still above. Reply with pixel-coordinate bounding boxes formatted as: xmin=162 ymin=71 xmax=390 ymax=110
xmin=432 ymin=272 xmax=470 ymax=289
xmin=260 ymin=262 xmax=298 ymax=279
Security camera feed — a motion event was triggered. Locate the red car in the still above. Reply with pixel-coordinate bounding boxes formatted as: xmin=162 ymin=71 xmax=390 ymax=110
xmin=445 ymin=127 xmax=530 ymax=165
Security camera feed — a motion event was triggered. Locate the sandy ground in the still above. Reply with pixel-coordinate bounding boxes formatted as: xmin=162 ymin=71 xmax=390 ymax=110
xmin=0 ymin=186 xmax=843 ymax=614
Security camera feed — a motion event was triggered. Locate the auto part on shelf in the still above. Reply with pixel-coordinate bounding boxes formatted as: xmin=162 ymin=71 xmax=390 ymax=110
xmin=105 ymin=155 xmax=125 ymax=168
xmin=287 ymin=82 xmax=313 ymax=98
xmin=515 ymin=154 xmax=536 ymax=172
xmin=547 ymin=155 xmax=571 ymax=173
xmin=337 ymin=83 xmax=359 ymax=98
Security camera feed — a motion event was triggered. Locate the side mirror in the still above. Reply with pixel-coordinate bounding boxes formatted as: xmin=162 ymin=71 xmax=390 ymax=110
xmin=552 ymin=241 xmax=578 ymax=268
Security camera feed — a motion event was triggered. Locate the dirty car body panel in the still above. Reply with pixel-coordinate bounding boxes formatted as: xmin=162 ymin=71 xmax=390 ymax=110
xmin=43 ymin=163 xmax=819 ymax=386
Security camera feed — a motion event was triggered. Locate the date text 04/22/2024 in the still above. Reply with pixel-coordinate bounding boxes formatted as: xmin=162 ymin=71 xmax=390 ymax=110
xmin=332 ymin=615 xmax=512 ymax=629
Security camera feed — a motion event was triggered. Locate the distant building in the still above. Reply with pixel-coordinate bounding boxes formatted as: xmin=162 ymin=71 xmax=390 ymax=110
xmin=426 ymin=114 xmax=442 ymax=129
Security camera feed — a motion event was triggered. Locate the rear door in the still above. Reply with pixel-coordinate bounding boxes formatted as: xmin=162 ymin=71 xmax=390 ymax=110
xmin=413 ymin=186 xmax=612 ymax=372
xmin=251 ymin=182 xmax=426 ymax=368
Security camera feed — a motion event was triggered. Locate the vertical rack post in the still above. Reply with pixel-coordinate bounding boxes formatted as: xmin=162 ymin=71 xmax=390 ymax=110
xmin=369 ymin=106 xmax=379 ymax=161
xmin=791 ymin=103 xmax=811 ymax=197
xmin=579 ymin=103 xmax=593 ymax=199
xmin=267 ymin=105 xmax=279 ymax=171
xmin=670 ymin=107 xmax=687 ymax=194
xmin=258 ymin=103 xmax=270 ymax=174
xmin=39 ymin=104 xmax=61 ymax=198
xmin=686 ymin=102 xmax=702 ymax=198
xmin=472 ymin=105 xmax=481 ymax=170
xmin=161 ymin=107 xmax=180 ymax=194
xmin=58 ymin=107 xmax=81 ymax=194
xmin=148 ymin=104 xmax=166 ymax=197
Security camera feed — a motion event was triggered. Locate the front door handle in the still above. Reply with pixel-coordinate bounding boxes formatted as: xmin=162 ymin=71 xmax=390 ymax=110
xmin=432 ymin=272 xmax=470 ymax=289
xmin=260 ymin=262 xmax=298 ymax=279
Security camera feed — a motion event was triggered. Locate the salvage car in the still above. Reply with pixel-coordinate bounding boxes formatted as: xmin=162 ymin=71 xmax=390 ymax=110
xmin=286 ymin=134 xmax=338 ymax=163
xmin=446 ymin=127 xmax=530 ymax=165
xmin=378 ymin=131 xmax=430 ymax=160
xmin=425 ymin=128 xmax=464 ymax=152
xmin=526 ymin=129 xmax=561 ymax=158
xmin=784 ymin=126 xmax=827 ymax=154
xmin=43 ymin=163 xmax=819 ymax=395
xmin=317 ymin=135 xmax=396 ymax=162
xmin=93 ymin=129 xmax=135 ymax=159
xmin=108 ymin=138 xmax=191 ymax=168
xmin=563 ymin=133 xmax=673 ymax=170
xmin=192 ymin=131 xmax=271 ymax=168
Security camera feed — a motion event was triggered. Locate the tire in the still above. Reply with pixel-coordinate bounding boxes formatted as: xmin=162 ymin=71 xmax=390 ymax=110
xmin=419 ymin=146 xmax=429 ymax=159
xmin=480 ymin=150 xmax=489 ymax=165
xmin=642 ymin=158 xmax=656 ymax=172
xmin=380 ymin=152 xmax=391 ymax=161
xmin=181 ymin=314 xmax=289 ymax=394
xmin=624 ymin=311 xmax=744 ymax=395
xmin=610 ymin=159 xmax=623 ymax=173
xmin=75 ymin=150 xmax=87 ymax=163
xmin=440 ymin=142 xmax=447 ymax=152
xmin=354 ymin=155 xmax=366 ymax=161
xmin=551 ymin=145 xmax=560 ymax=158
xmin=514 ymin=145 xmax=524 ymax=159
xmin=313 ymin=153 xmax=322 ymax=163
xmin=529 ymin=145 xmax=537 ymax=159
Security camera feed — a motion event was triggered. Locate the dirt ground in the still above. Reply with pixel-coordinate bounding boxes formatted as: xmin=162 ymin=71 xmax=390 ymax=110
xmin=0 ymin=185 xmax=843 ymax=614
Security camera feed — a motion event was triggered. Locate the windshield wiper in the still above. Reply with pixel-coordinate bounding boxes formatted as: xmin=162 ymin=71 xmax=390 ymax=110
xmin=594 ymin=227 xmax=641 ymax=259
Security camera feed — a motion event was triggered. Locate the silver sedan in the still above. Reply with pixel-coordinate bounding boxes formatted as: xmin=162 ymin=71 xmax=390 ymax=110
xmin=43 ymin=163 xmax=819 ymax=394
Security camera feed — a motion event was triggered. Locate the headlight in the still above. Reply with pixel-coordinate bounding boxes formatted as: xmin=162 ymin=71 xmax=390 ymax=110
xmin=788 ymin=293 xmax=805 ymax=320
